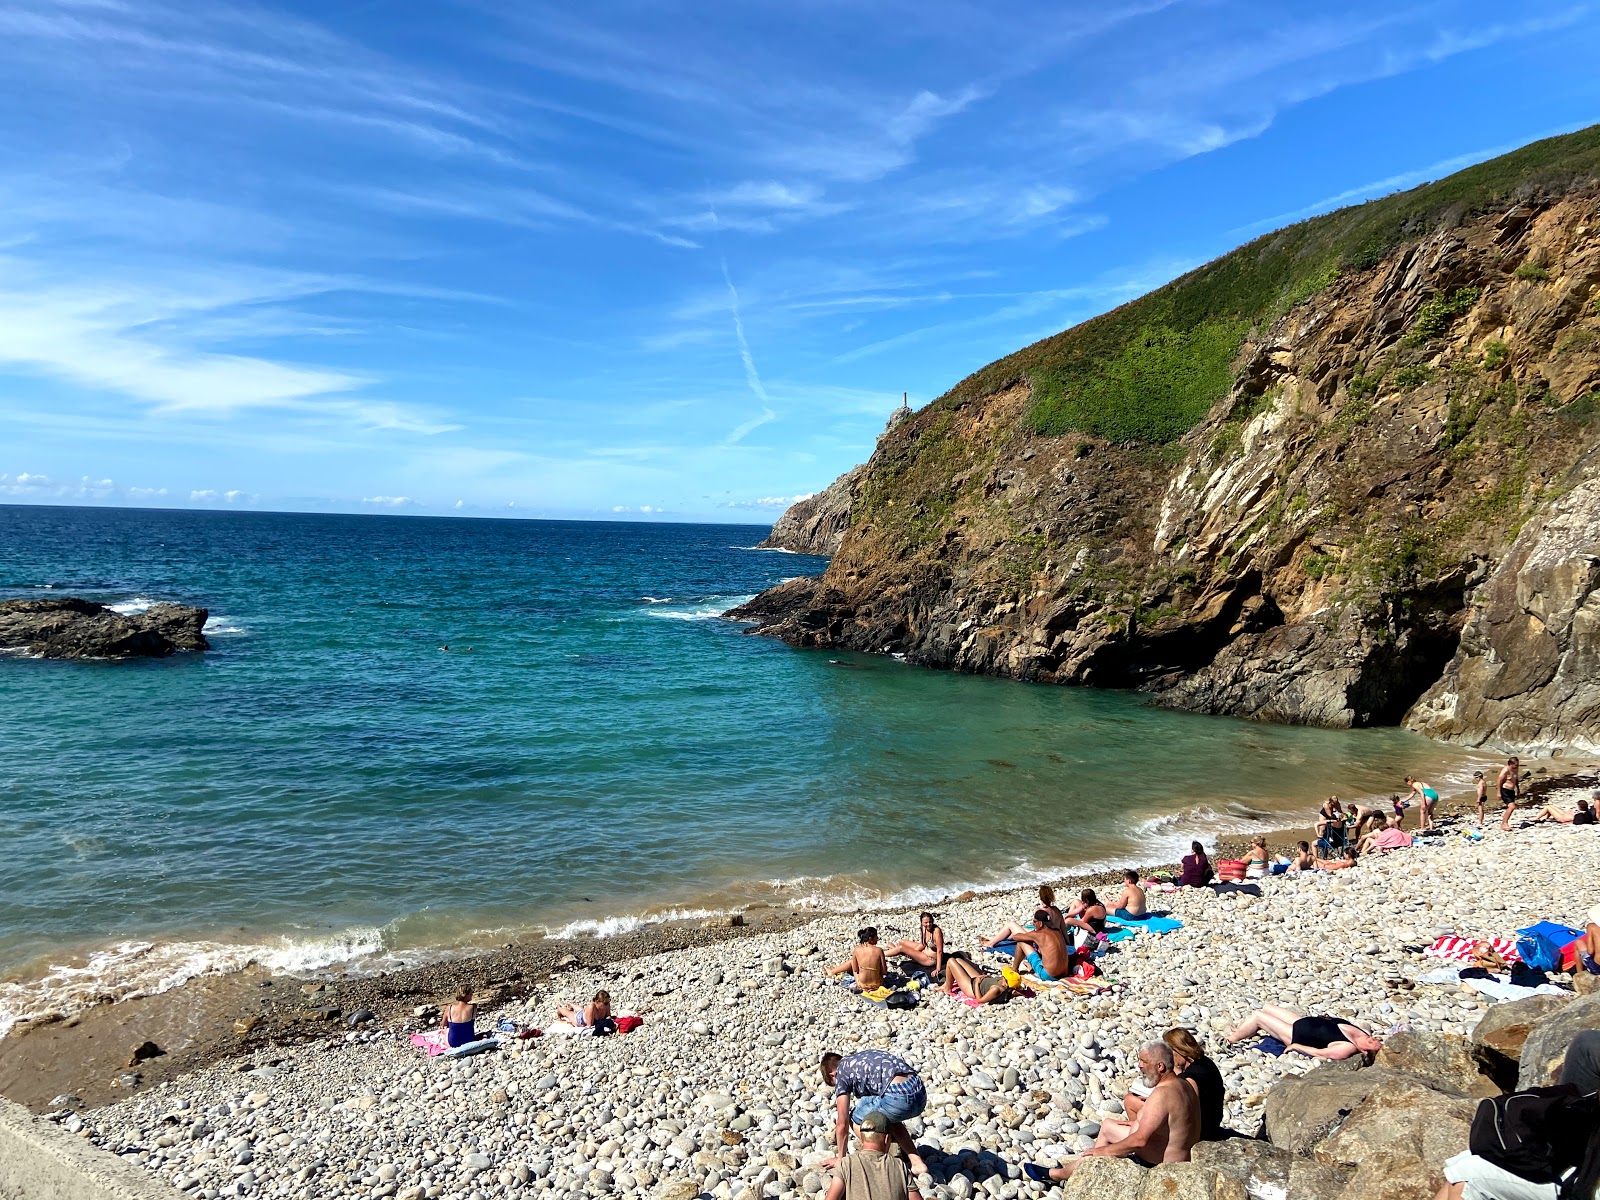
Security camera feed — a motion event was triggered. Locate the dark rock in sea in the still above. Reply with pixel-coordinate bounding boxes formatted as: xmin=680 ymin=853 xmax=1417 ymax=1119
xmin=0 ymin=597 xmax=209 ymax=659
xmin=126 ymin=1040 xmax=165 ymax=1067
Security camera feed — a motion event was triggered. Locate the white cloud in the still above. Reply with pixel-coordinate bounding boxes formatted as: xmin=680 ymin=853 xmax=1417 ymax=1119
xmin=362 ymin=495 xmax=416 ymax=506
xmin=717 ymin=493 xmax=811 ymax=510
xmin=189 ymin=488 xmax=254 ymax=504
xmin=126 ymin=485 xmax=168 ymax=498
xmin=0 ymin=471 xmax=117 ymax=498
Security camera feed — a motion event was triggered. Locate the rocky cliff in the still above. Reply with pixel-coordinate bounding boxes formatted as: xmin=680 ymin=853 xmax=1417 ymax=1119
xmin=734 ymin=126 xmax=1600 ymax=750
xmin=0 ymin=598 xmax=210 ymax=659
xmin=758 ymin=465 xmax=864 ymax=556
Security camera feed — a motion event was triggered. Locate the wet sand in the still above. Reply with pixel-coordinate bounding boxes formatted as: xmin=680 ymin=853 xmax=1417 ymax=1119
xmin=3 ymin=762 xmax=1592 ymax=1113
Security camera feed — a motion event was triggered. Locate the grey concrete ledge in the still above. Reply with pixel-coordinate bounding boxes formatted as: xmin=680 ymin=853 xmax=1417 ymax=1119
xmin=1 ymin=1097 xmax=179 ymax=1200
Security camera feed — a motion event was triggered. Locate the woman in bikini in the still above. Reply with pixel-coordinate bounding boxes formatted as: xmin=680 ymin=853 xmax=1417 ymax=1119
xmin=1224 ymin=1005 xmax=1382 ymax=1061
xmin=440 ymin=987 xmax=479 ymax=1048
xmin=1315 ymin=797 xmax=1345 ymax=843
xmin=1061 ymin=889 xmax=1108 ymax=951
xmin=1243 ymin=836 xmax=1271 ymax=880
xmin=555 ymin=989 xmax=612 ymax=1030
xmin=940 ymin=955 xmax=1012 ymax=1005
xmin=981 ymin=885 xmax=1066 ymax=948
xmin=885 ymin=912 xmax=946 ymax=979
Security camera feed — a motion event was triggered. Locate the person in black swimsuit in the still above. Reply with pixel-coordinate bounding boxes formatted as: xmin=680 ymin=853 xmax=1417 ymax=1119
xmin=1498 ymin=755 xmax=1521 ymax=831
xmin=1223 ymin=1004 xmax=1382 ymax=1061
xmin=1062 ymin=889 xmax=1108 ymax=951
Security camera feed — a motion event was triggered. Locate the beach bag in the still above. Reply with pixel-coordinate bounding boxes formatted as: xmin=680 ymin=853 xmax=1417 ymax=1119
xmin=591 ymin=1016 xmax=618 ymax=1037
xmin=1469 ymin=1085 xmax=1597 ymax=1183
xmin=884 ymin=990 xmax=918 ymax=1010
xmin=613 ymin=1015 xmax=644 ymax=1033
xmin=1216 ymin=859 xmax=1247 ymax=883
xmin=1516 ymin=931 xmax=1565 ymax=973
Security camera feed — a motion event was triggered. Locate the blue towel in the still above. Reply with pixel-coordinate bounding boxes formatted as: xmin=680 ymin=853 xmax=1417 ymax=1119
xmin=988 ymin=939 xmax=1018 ymax=956
xmin=1256 ymin=1036 xmax=1287 ymax=1056
xmin=1103 ymin=927 xmax=1138 ymax=944
xmin=1110 ymin=915 xmax=1182 ymax=935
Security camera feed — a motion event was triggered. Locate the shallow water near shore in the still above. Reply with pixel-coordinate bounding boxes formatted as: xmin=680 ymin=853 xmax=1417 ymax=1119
xmin=0 ymin=504 xmax=1490 ymax=1034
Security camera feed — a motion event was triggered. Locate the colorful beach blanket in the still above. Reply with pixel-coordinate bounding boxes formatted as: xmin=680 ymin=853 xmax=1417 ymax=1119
xmin=409 ymin=1031 xmax=500 ymax=1058
xmin=1423 ymin=935 xmax=1522 ymax=964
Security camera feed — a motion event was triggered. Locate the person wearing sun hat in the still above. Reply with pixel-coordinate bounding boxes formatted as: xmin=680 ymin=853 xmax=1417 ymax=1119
xmin=822 ymin=1110 xmax=923 ymax=1200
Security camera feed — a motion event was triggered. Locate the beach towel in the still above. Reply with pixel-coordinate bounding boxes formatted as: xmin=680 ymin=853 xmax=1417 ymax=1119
xmin=1416 ymin=966 xmax=1569 ymax=1001
xmin=410 ymin=1030 xmax=450 ymax=1057
xmin=1103 ymin=927 xmax=1138 ymax=944
xmin=1108 ymin=915 xmax=1183 ymax=935
xmin=1256 ymin=1037 xmax=1287 ymax=1056
xmin=953 ymin=984 xmax=1036 ymax=1007
xmin=989 ymin=939 xmax=1018 ymax=956
xmin=545 ymin=1019 xmax=593 ymax=1036
xmin=861 ymin=985 xmax=894 ymax=1003
xmin=1424 ymin=935 xmax=1522 ymax=964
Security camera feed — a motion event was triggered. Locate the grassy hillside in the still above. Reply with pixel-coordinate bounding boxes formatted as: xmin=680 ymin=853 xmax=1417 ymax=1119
xmin=938 ymin=123 xmax=1600 ymax=444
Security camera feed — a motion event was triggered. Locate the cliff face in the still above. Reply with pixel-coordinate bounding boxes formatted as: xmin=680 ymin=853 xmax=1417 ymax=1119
xmin=758 ymin=465 xmax=863 ymax=556
xmin=732 ymin=140 xmax=1600 ymax=747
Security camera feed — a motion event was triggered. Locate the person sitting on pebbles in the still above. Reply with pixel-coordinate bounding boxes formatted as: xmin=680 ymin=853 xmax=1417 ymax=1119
xmin=824 ymin=1111 xmax=923 ymax=1200
xmin=1112 ymin=870 xmax=1147 ymax=919
xmin=1024 ymin=1041 xmax=1199 ymax=1180
xmin=940 ymin=954 xmax=1014 ymax=1004
xmin=554 ymin=989 xmax=611 ymax=1031
xmin=1286 ymin=841 xmax=1315 ymax=873
xmin=1120 ymin=1028 xmax=1225 ymax=1144
xmin=826 ymin=928 xmax=887 ymax=991
xmin=440 ymin=986 xmax=479 ymax=1048
xmin=1177 ymin=842 xmax=1213 ymax=887
xmin=1061 ymin=889 xmax=1109 ymax=952
xmin=1010 ymin=910 xmax=1072 ymax=982
xmin=819 ymin=1049 xmax=929 ymax=1178
xmin=884 ymin=912 xmax=946 ymax=980
xmin=981 ymin=885 xmax=1066 ymax=948
xmin=1224 ymin=1005 xmax=1382 ymax=1061
xmin=1357 ymin=813 xmax=1415 ymax=856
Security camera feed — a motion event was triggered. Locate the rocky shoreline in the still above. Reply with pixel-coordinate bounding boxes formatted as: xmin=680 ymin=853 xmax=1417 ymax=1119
xmin=16 ymin=771 xmax=1596 ymax=1199
xmin=2 ymin=769 xmax=1591 ymax=1116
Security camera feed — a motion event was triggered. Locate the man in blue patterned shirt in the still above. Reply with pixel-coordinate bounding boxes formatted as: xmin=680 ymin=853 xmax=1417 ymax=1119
xmin=820 ymin=1049 xmax=928 ymax=1177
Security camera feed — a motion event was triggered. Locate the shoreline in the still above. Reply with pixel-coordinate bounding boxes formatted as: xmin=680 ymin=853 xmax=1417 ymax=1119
xmin=4 ymin=761 xmax=1593 ymax=1114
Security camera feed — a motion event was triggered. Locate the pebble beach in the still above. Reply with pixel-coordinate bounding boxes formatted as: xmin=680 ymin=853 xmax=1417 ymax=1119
xmin=64 ymin=799 xmax=1600 ymax=1200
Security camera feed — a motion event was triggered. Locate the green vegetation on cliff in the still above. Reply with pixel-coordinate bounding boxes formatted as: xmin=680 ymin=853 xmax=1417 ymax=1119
xmin=937 ymin=123 xmax=1600 ymax=444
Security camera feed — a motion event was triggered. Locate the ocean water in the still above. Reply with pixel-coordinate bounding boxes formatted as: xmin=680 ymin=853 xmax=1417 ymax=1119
xmin=0 ymin=504 xmax=1488 ymax=1033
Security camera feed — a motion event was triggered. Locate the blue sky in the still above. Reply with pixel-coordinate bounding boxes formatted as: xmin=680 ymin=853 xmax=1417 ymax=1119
xmin=1 ymin=0 xmax=1597 ymax=523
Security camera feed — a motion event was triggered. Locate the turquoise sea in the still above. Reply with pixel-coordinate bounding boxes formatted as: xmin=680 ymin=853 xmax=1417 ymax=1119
xmin=0 ymin=504 xmax=1486 ymax=1033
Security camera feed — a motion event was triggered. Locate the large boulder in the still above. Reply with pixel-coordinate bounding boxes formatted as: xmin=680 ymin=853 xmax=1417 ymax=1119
xmin=0 ymin=598 xmax=209 ymax=659
xmin=1060 ymin=1157 xmax=1146 ymax=1199
xmin=1137 ymin=1162 xmax=1245 ymax=1200
xmin=1260 ymin=1065 xmax=1402 ymax=1154
xmin=1472 ymin=994 xmax=1573 ymax=1085
xmin=1193 ymin=1140 xmax=1351 ymax=1198
xmin=1314 ymin=1075 xmax=1476 ymax=1196
xmin=1518 ymin=992 xmax=1600 ymax=1088
xmin=1375 ymin=1030 xmax=1500 ymax=1098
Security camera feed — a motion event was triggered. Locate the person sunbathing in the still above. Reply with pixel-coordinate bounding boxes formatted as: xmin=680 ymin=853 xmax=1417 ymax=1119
xmin=1062 ymin=889 xmax=1109 ymax=951
xmin=1113 ymin=870 xmax=1147 ymax=919
xmin=1025 ymin=1041 xmax=1199 ymax=1180
xmin=1532 ymin=795 xmax=1597 ymax=825
xmin=555 ymin=989 xmax=611 ymax=1030
xmin=981 ymin=885 xmax=1065 ymax=948
xmin=1314 ymin=846 xmax=1358 ymax=871
xmin=940 ymin=955 xmax=1012 ymax=1005
xmin=1357 ymin=813 xmax=1415 ymax=855
xmin=885 ymin=912 xmax=946 ymax=979
xmin=440 ymin=987 xmax=479 ymax=1048
xmin=1243 ymin=837 xmax=1270 ymax=880
xmin=1010 ymin=911 xmax=1072 ymax=981
xmin=1286 ymin=841 xmax=1315 ymax=873
xmin=1224 ymin=1005 xmax=1382 ymax=1061
xmin=827 ymin=928 xmax=887 ymax=990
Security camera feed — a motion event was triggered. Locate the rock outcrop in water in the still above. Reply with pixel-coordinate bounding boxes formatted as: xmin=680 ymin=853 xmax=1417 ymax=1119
xmin=735 ymin=127 xmax=1600 ymax=750
xmin=0 ymin=598 xmax=209 ymax=659
xmin=758 ymin=466 xmax=864 ymax=556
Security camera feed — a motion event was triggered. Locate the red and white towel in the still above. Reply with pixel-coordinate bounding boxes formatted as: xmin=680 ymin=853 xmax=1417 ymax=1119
xmin=1423 ymin=934 xmax=1521 ymax=963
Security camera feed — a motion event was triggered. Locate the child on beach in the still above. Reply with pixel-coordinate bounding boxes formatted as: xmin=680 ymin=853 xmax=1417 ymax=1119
xmin=1113 ymin=870 xmax=1147 ymax=919
xmin=824 ymin=1111 xmax=922 ymax=1200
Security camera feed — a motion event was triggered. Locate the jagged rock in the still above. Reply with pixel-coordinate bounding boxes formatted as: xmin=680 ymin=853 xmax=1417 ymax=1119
xmin=760 ymin=465 xmax=864 ymax=556
xmin=1194 ymin=1131 xmax=1354 ymax=1198
xmin=1261 ymin=1065 xmax=1400 ymax=1154
xmin=1137 ymin=1162 xmax=1245 ymax=1199
xmin=1471 ymin=994 xmax=1573 ymax=1083
xmin=0 ymin=597 xmax=209 ymax=658
xmin=1518 ymin=992 xmax=1600 ymax=1088
xmin=1374 ymin=1030 xmax=1500 ymax=1098
xmin=1408 ymin=473 xmax=1600 ymax=752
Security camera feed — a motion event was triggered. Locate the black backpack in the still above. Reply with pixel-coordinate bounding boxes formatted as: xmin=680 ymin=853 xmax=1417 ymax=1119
xmin=1469 ymin=1085 xmax=1598 ymax=1186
